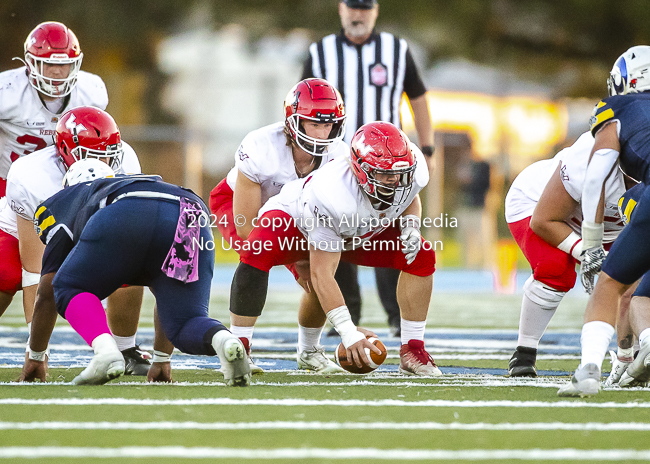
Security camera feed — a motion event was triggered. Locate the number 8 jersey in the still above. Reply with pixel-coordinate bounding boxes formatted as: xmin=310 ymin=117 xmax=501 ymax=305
xmin=0 ymin=66 xmax=108 ymax=194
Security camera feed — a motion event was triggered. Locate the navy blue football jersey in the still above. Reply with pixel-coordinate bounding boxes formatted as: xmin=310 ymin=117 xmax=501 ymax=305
xmin=35 ymin=175 xmax=205 ymax=274
xmin=590 ymin=93 xmax=650 ymax=184
xmin=618 ymin=182 xmax=645 ymax=225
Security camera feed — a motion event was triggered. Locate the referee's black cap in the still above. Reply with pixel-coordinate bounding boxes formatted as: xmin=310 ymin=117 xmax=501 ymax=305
xmin=341 ymin=0 xmax=377 ymax=10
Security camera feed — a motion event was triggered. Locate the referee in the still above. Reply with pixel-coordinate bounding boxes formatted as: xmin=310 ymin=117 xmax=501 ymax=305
xmin=301 ymin=0 xmax=434 ymax=337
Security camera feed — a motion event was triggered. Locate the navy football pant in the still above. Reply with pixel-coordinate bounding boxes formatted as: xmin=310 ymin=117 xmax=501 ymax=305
xmin=52 ymin=198 xmax=225 ymax=356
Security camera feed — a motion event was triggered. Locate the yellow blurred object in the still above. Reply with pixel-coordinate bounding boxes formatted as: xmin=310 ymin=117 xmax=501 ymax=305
xmin=494 ymin=239 xmax=519 ymax=294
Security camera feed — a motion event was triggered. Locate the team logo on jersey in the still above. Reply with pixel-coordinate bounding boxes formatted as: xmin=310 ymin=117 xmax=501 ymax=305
xmin=560 ymin=164 xmax=569 ymax=181
xmin=369 ymin=62 xmax=388 ymax=87
xmin=10 ymin=200 xmax=25 ymax=216
xmin=40 ymin=129 xmax=55 ymax=136
xmin=237 ymin=147 xmax=249 ymax=161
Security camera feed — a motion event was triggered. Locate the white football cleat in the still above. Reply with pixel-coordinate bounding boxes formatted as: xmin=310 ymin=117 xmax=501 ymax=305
xmin=620 ymin=342 xmax=650 ymax=388
xmin=72 ymin=352 xmax=125 ymax=385
xmin=604 ymin=350 xmax=633 ymax=387
xmin=557 ymin=363 xmax=601 ymax=397
xmin=213 ymin=330 xmax=251 ymax=387
xmin=298 ymin=347 xmax=346 ymax=374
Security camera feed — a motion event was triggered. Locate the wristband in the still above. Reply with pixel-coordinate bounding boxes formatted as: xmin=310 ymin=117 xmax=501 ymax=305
xmin=421 ymin=146 xmax=434 ymax=157
xmin=557 ymin=232 xmax=583 ymax=261
xmin=581 ymin=221 xmax=604 ymax=250
xmin=153 ymin=350 xmax=172 ymax=363
xmin=400 ymin=214 xmax=421 ymax=232
xmin=29 ymin=349 xmax=47 ymax=362
xmin=326 ymin=305 xmax=365 ymax=349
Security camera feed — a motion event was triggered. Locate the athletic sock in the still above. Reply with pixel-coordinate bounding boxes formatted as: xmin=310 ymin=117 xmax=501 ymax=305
xmin=401 ymin=318 xmax=426 ymax=345
xmin=230 ymin=325 xmax=255 ymax=348
xmin=113 ymin=335 xmax=136 ymax=352
xmin=580 ymin=320 xmax=616 ymax=369
xmin=298 ymin=325 xmax=324 ymax=354
xmin=65 ymin=293 xmax=112 ymax=347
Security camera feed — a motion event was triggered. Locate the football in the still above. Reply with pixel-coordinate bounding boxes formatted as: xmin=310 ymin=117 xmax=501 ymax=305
xmin=335 ymin=336 xmax=387 ymax=374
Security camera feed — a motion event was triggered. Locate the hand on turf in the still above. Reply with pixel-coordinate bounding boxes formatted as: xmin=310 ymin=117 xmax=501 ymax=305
xmin=357 ymin=327 xmax=377 ymax=339
xmin=579 ymin=246 xmax=606 ymax=294
xmin=346 ymin=337 xmax=382 ymax=368
xmin=18 ymin=358 xmax=47 ymax=382
xmin=400 ymin=226 xmax=421 ymax=265
xmin=147 ymin=362 xmax=173 ymax=383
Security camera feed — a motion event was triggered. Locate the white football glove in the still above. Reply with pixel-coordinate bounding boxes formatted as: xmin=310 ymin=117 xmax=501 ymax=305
xmin=604 ymin=350 xmax=633 ymax=387
xmin=399 ymin=214 xmax=422 ymax=265
xmin=579 ymin=246 xmax=606 ymax=294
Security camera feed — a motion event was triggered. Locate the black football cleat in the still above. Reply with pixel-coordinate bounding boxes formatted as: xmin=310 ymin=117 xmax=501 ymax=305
xmin=122 ymin=346 xmax=152 ymax=376
xmin=508 ymin=346 xmax=538 ymax=377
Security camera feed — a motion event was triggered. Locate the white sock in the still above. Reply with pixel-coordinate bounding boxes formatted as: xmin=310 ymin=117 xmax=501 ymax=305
xmin=639 ymin=328 xmax=650 ymax=347
xmin=113 ymin=334 xmax=136 ymax=352
xmin=230 ymin=325 xmax=255 ymax=344
xmin=580 ymin=321 xmax=615 ymax=369
xmin=298 ymin=326 xmax=324 ymax=354
xmin=401 ymin=318 xmax=426 ymax=345
xmin=517 ymin=278 xmax=564 ymax=349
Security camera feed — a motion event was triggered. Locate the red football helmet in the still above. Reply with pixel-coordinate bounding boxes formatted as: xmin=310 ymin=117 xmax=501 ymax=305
xmin=20 ymin=22 xmax=83 ymax=98
xmin=284 ymin=78 xmax=346 ymax=156
xmin=349 ymin=122 xmax=416 ymax=209
xmin=55 ymin=107 xmax=123 ymax=171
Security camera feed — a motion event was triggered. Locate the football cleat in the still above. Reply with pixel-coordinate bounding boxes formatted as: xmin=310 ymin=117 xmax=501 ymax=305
xmin=213 ymin=331 xmax=251 ymax=387
xmin=604 ymin=350 xmax=633 ymax=387
xmin=619 ymin=341 xmax=650 ymax=388
xmin=508 ymin=346 xmax=538 ymax=377
xmin=72 ymin=351 xmax=125 ymax=385
xmin=557 ymin=363 xmax=601 ymax=397
xmin=121 ymin=346 xmax=151 ymax=376
xmin=298 ymin=346 xmax=346 ymax=374
xmin=239 ymin=337 xmax=264 ymax=375
xmin=398 ymin=340 xmax=442 ymax=376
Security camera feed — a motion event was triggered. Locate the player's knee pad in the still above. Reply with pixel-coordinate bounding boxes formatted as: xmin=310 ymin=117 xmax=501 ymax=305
xmin=229 ymin=263 xmax=269 ymax=317
xmin=523 ymin=276 xmax=565 ymax=310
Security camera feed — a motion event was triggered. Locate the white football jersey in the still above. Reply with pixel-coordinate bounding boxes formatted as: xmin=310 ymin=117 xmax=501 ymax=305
xmin=0 ymin=142 xmax=141 ymax=238
xmin=225 ymin=122 xmax=349 ymax=205
xmin=261 ymin=143 xmax=429 ymax=252
xmin=505 ymin=131 xmax=625 ymax=243
xmin=0 ymin=67 xmax=108 ymax=179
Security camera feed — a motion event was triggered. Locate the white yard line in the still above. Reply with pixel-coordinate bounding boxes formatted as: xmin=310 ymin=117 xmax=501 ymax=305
xmin=1 ymin=398 xmax=649 ymax=408
xmin=0 ymin=421 xmax=649 ymax=431
xmin=0 ymin=447 xmax=647 ymax=460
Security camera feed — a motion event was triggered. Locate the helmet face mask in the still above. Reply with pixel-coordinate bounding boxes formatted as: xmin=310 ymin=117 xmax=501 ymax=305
xmin=56 ymin=107 xmax=124 ymax=171
xmin=284 ymin=78 xmax=346 ymax=156
xmin=21 ymin=22 xmax=83 ymax=98
xmin=350 ymin=122 xmax=416 ymax=210
xmin=607 ymin=46 xmax=650 ymax=96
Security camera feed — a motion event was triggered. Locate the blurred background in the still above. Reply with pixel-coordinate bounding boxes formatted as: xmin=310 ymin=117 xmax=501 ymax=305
xmin=2 ymin=0 xmax=650 ymax=278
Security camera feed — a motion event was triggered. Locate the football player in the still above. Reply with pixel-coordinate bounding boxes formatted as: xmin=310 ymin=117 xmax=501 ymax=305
xmin=559 ymin=46 xmax=650 ymax=397
xmin=3 ymin=107 xmax=150 ymax=376
xmin=210 ymin=78 xmax=348 ymax=374
xmin=229 ymin=121 xmax=440 ymax=376
xmin=0 ymin=22 xmax=108 ymax=326
xmin=505 ymin=131 xmax=638 ymax=379
xmin=19 ymin=159 xmax=251 ymax=386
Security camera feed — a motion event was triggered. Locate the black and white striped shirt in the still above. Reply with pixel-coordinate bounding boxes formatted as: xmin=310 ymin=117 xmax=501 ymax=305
xmin=301 ymin=30 xmax=427 ymax=144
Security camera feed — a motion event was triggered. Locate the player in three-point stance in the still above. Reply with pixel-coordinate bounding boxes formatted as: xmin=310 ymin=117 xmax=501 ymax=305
xmin=20 ymin=159 xmax=251 ymax=386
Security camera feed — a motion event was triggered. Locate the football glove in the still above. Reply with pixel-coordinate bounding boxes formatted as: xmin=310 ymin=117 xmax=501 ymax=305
xmin=399 ymin=215 xmax=422 ymax=265
xmin=579 ymin=246 xmax=606 ymax=294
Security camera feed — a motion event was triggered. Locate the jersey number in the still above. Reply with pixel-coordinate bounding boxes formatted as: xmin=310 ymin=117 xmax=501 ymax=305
xmin=10 ymin=135 xmax=48 ymax=162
